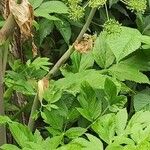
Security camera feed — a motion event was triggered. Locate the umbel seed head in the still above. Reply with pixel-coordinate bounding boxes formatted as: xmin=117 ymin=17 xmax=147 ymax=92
xmin=125 ymin=0 xmax=147 ymax=14
xmin=69 ymin=5 xmax=84 ymax=21
xmin=89 ymin=0 xmax=107 ymax=8
xmin=103 ymin=19 xmax=122 ymax=35
xmin=67 ymin=0 xmax=84 ymax=20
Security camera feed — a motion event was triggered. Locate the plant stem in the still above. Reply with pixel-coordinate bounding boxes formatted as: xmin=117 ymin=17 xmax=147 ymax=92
xmin=0 ymin=47 xmax=6 ymax=146
xmin=28 ymin=8 xmax=97 ymax=131
xmin=86 ymin=106 xmax=109 ymax=130
xmin=28 ymin=94 xmax=38 ymax=130
xmin=46 ymin=8 xmax=96 ymax=78
xmin=46 ymin=45 xmax=74 ymax=78
xmin=105 ymin=3 xmax=109 ymax=20
xmin=0 ymin=14 xmax=16 ymax=44
xmin=2 ymin=40 xmax=9 ymax=76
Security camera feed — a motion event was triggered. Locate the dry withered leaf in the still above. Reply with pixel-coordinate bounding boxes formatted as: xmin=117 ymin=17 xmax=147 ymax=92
xmin=32 ymin=41 xmax=38 ymax=57
xmin=9 ymin=0 xmax=34 ymax=39
xmin=38 ymin=78 xmax=49 ymax=102
xmin=74 ymin=34 xmax=94 ymax=53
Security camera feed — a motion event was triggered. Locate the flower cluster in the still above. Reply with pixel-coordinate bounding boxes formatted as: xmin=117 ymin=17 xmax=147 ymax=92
xmin=88 ymin=0 xmax=107 ymax=8
xmin=67 ymin=0 xmax=84 ymax=21
xmin=103 ymin=19 xmax=122 ymax=35
xmin=124 ymin=0 xmax=147 ymax=14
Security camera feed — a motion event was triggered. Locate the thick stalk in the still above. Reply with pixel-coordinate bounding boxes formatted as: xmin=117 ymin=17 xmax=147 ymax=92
xmin=28 ymin=8 xmax=97 ymax=131
xmin=0 ymin=5 xmax=16 ymax=144
xmin=0 ymin=48 xmax=6 ymax=145
xmin=0 ymin=14 xmax=16 ymax=44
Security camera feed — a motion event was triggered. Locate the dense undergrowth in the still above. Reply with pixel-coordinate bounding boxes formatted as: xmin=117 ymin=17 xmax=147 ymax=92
xmin=1 ymin=0 xmax=150 ymax=149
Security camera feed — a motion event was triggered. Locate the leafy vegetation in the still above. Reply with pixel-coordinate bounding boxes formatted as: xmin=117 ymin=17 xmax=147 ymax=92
xmin=0 ymin=0 xmax=150 ymax=149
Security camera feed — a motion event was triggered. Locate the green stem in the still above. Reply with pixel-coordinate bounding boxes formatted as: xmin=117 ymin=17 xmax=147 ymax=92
xmin=128 ymin=94 xmax=135 ymax=119
xmin=105 ymin=3 xmax=109 ymax=20
xmin=28 ymin=8 xmax=97 ymax=131
xmin=27 ymin=94 xmax=39 ymax=130
xmin=86 ymin=106 xmax=109 ymax=130
xmin=46 ymin=8 xmax=97 ymax=79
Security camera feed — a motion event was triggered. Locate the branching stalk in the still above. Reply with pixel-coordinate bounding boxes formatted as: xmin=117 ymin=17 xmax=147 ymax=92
xmin=28 ymin=8 xmax=97 ymax=131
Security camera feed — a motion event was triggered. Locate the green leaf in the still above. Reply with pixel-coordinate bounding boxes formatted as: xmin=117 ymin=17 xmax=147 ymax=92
xmin=92 ymin=113 xmax=116 ymax=144
xmin=43 ymin=88 xmax=62 ymax=104
xmin=79 ymin=52 xmax=94 ymax=71
xmin=34 ymin=12 xmax=60 ymax=21
xmin=115 ymin=109 xmax=128 ymax=135
xmin=109 ymin=63 xmax=150 ymax=84
xmin=109 ymin=95 xmax=127 ymax=112
xmin=29 ymin=0 xmax=43 ymax=9
xmin=39 ymin=19 xmax=54 ymax=44
xmin=109 ymin=0 xmax=119 ymax=8
xmin=24 ymin=142 xmax=43 ymax=150
xmin=43 ymin=136 xmax=63 ymax=150
xmin=77 ymin=108 xmax=93 ymax=122
xmin=56 ymin=70 xmax=106 ymax=91
xmin=140 ymin=35 xmax=150 ymax=45
xmin=70 ymin=51 xmax=82 ymax=73
xmin=54 ymin=19 xmax=71 ymax=44
xmin=34 ymin=130 xmax=43 ymax=143
xmin=60 ymin=134 xmax=103 ymax=150
xmin=8 ymin=122 xmax=34 ymax=148
xmin=77 ymin=82 xmax=102 ymax=121
xmin=5 ymin=70 xmax=36 ymax=95
xmin=136 ymin=140 xmax=150 ymax=150
xmin=46 ymin=127 xmax=62 ymax=136
xmin=28 ymin=57 xmax=51 ymax=71
xmin=104 ymin=78 xmax=117 ymax=100
xmin=65 ymin=127 xmax=87 ymax=139
xmin=113 ymin=4 xmax=129 ymax=18
xmin=67 ymin=51 xmax=94 ymax=73
xmin=0 ymin=116 xmax=11 ymax=124
xmin=44 ymin=70 xmax=106 ymax=103
xmin=120 ymin=49 xmax=150 ymax=71
xmin=0 ymin=144 xmax=21 ymax=150
xmin=134 ymin=88 xmax=150 ymax=111
xmin=106 ymin=137 xmax=135 ymax=150
xmin=58 ymin=137 xmax=87 ymax=150
xmin=54 ymin=93 xmax=80 ymax=124
xmin=93 ymin=32 xmax=115 ymax=68
xmin=35 ymin=1 xmax=68 ymax=15
xmin=106 ymin=27 xmax=141 ymax=62
xmin=104 ymin=78 xmax=127 ymax=111
xmin=10 ymin=79 xmax=35 ymax=95
xmin=41 ymin=109 xmax=64 ymax=130
xmin=85 ymin=134 xmax=103 ymax=150
xmin=57 ymin=143 xmax=83 ymax=150
xmin=126 ymin=111 xmax=150 ymax=143
xmin=4 ymin=87 xmax=14 ymax=101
